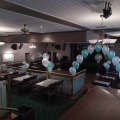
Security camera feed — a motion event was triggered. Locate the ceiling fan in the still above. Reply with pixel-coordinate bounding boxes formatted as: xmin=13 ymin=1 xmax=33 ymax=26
xmin=4 ymin=24 xmax=38 ymax=35
xmin=21 ymin=24 xmax=29 ymax=34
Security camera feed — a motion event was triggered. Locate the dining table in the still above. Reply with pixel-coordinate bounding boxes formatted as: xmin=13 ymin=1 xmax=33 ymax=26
xmin=12 ymin=75 xmax=31 ymax=82
xmin=35 ymin=79 xmax=59 ymax=88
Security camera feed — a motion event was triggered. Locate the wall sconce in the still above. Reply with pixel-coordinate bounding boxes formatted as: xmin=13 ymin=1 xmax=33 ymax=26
xmin=0 ymin=42 xmax=5 ymax=46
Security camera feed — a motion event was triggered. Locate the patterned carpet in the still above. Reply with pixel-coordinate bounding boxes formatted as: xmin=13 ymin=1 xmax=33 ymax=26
xmin=11 ymin=89 xmax=83 ymax=120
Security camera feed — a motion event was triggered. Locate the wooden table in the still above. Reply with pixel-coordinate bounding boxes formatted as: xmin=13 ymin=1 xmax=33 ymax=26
xmin=1 ymin=113 xmax=18 ymax=120
xmin=35 ymin=79 xmax=59 ymax=88
xmin=12 ymin=75 xmax=31 ymax=82
xmin=59 ymin=86 xmax=120 ymax=120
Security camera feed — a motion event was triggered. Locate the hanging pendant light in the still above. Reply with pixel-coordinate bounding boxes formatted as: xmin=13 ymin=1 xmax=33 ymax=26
xmin=29 ymin=44 xmax=36 ymax=48
xmin=89 ymin=15 xmax=117 ymax=46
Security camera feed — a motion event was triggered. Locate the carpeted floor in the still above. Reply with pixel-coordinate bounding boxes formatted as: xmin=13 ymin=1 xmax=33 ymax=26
xmin=11 ymin=89 xmax=83 ymax=120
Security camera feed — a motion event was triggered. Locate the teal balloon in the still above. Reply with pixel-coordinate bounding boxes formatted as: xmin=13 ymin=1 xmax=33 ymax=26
xmin=106 ymin=64 xmax=110 ymax=70
xmin=95 ymin=43 xmax=102 ymax=53
xmin=47 ymin=68 xmax=52 ymax=72
xmin=72 ymin=61 xmax=79 ymax=70
xmin=47 ymin=61 xmax=54 ymax=69
xmin=116 ymin=63 xmax=120 ymax=72
xmin=81 ymin=49 xmax=89 ymax=58
xmin=22 ymin=66 xmax=26 ymax=69
xmin=38 ymin=56 xmax=40 ymax=58
xmin=32 ymin=59 xmax=35 ymax=62
xmin=107 ymin=50 xmax=115 ymax=60
xmin=11 ymin=59 xmax=14 ymax=63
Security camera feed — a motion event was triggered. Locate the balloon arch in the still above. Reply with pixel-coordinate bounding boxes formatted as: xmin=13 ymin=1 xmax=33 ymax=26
xmin=69 ymin=43 xmax=120 ymax=77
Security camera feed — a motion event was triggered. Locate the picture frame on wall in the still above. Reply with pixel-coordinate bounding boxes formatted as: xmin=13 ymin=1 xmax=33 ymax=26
xmin=2 ymin=53 xmax=14 ymax=62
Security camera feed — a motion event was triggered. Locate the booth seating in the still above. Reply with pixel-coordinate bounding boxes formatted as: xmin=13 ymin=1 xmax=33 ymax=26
xmin=92 ymin=72 xmax=118 ymax=88
xmin=17 ymin=75 xmax=37 ymax=94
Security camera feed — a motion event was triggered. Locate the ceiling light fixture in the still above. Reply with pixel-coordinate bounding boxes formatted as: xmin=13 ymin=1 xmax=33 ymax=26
xmin=0 ymin=42 xmax=5 ymax=46
xmin=89 ymin=15 xmax=117 ymax=46
xmin=40 ymin=26 xmax=43 ymax=28
xmin=29 ymin=44 xmax=36 ymax=48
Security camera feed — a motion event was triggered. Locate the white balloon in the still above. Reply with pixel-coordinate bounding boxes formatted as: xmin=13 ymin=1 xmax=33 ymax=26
xmin=42 ymin=58 xmax=49 ymax=67
xmin=87 ymin=45 xmax=94 ymax=54
xmin=56 ymin=53 xmax=62 ymax=59
xmin=102 ymin=45 xmax=109 ymax=55
xmin=76 ymin=55 xmax=83 ymax=64
xmin=22 ymin=61 xmax=26 ymax=65
xmin=112 ymin=56 xmax=120 ymax=66
xmin=69 ymin=67 xmax=76 ymax=75
xmin=107 ymin=60 xmax=111 ymax=64
xmin=103 ymin=62 xmax=108 ymax=68
xmin=25 ymin=63 xmax=30 ymax=68
xmin=43 ymin=53 xmax=50 ymax=59
xmin=95 ymin=54 xmax=102 ymax=63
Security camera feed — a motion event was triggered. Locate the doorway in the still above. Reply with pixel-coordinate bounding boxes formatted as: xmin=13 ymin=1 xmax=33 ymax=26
xmin=25 ymin=53 xmax=30 ymax=62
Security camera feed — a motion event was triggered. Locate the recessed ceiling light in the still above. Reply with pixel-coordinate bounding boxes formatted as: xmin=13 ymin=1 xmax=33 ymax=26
xmin=40 ymin=26 xmax=43 ymax=28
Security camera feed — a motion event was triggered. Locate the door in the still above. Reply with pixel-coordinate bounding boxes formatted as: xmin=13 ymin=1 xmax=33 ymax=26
xmin=25 ymin=53 xmax=30 ymax=62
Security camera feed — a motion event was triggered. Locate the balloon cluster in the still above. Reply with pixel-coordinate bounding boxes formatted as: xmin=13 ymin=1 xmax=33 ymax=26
xmin=42 ymin=53 xmax=54 ymax=72
xmin=22 ymin=61 xmax=30 ymax=69
xmin=69 ymin=42 xmax=119 ymax=76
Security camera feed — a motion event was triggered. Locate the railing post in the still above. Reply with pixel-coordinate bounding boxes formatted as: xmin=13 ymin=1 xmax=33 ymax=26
xmin=1 ymin=66 xmax=3 ymax=71
xmin=71 ymin=76 xmax=73 ymax=95
xmin=47 ymin=72 xmax=51 ymax=79
xmin=14 ymin=67 xmax=16 ymax=72
xmin=29 ymin=69 xmax=31 ymax=75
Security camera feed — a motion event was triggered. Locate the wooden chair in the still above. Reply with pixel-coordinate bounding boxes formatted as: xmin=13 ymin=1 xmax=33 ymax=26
xmin=42 ymin=82 xmax=57 ymax=104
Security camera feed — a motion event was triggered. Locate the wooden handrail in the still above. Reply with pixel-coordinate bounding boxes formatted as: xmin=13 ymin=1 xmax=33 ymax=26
xmin=1 ymin=65 xmax=86 ymax=77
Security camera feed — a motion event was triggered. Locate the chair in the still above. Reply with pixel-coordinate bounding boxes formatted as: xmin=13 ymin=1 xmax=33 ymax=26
xmin=42 ymin=82 xmax=57 ymax=104
xmin=11 ymin=72 xmax=19 ymax=75
xmin=55 ymin=80 xmax=64 ymax=94
xmin=19 ymin=72 xmax=26 ymax=77
xmin=10 ymin=74 xmax=19 ymax=86
xmin=14 ymin=104 xmax=35 ymax=120
xmin=31 ymin=76 xmax=47 ymax=98
xmin=17 ymin=77 xmax=31 ymax=94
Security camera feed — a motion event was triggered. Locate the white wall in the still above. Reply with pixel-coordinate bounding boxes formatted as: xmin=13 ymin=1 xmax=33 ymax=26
xmin=0 ymin=43 xmax=46 ymax=63
xmin=46 ymin=43 xmax=71 ymax=62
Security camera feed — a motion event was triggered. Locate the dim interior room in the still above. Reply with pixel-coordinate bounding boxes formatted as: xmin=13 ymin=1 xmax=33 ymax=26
xmin=1 ymin=1 xmax=120 ymax=120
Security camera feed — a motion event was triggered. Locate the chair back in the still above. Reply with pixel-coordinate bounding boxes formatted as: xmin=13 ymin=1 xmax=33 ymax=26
xmin=40 ymin=76 xmax=47 ymax=81
xmin=32 ymin=78 xmax=41 ymax=85
xmin=92 ymin=82 xmax=98 ymax=85
xmin=49 ymin=82 xmax=57 ymax=89
xmin=23 ymin=77 xmax=31 ymax=83
xmin=98 ymin=83 xmax=109 ymax=87
xmin=30 ymin=75 xmax=37 ymax=81
xmin=11 ymin=72 xmax=19 ymax=75
xmin=19 ymin=72 xmax=26 ymax=77
xmin=57 ymin=80 xmax=64 ymax=86
xmin=11 ymin=74 xmax=19 ymax=80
